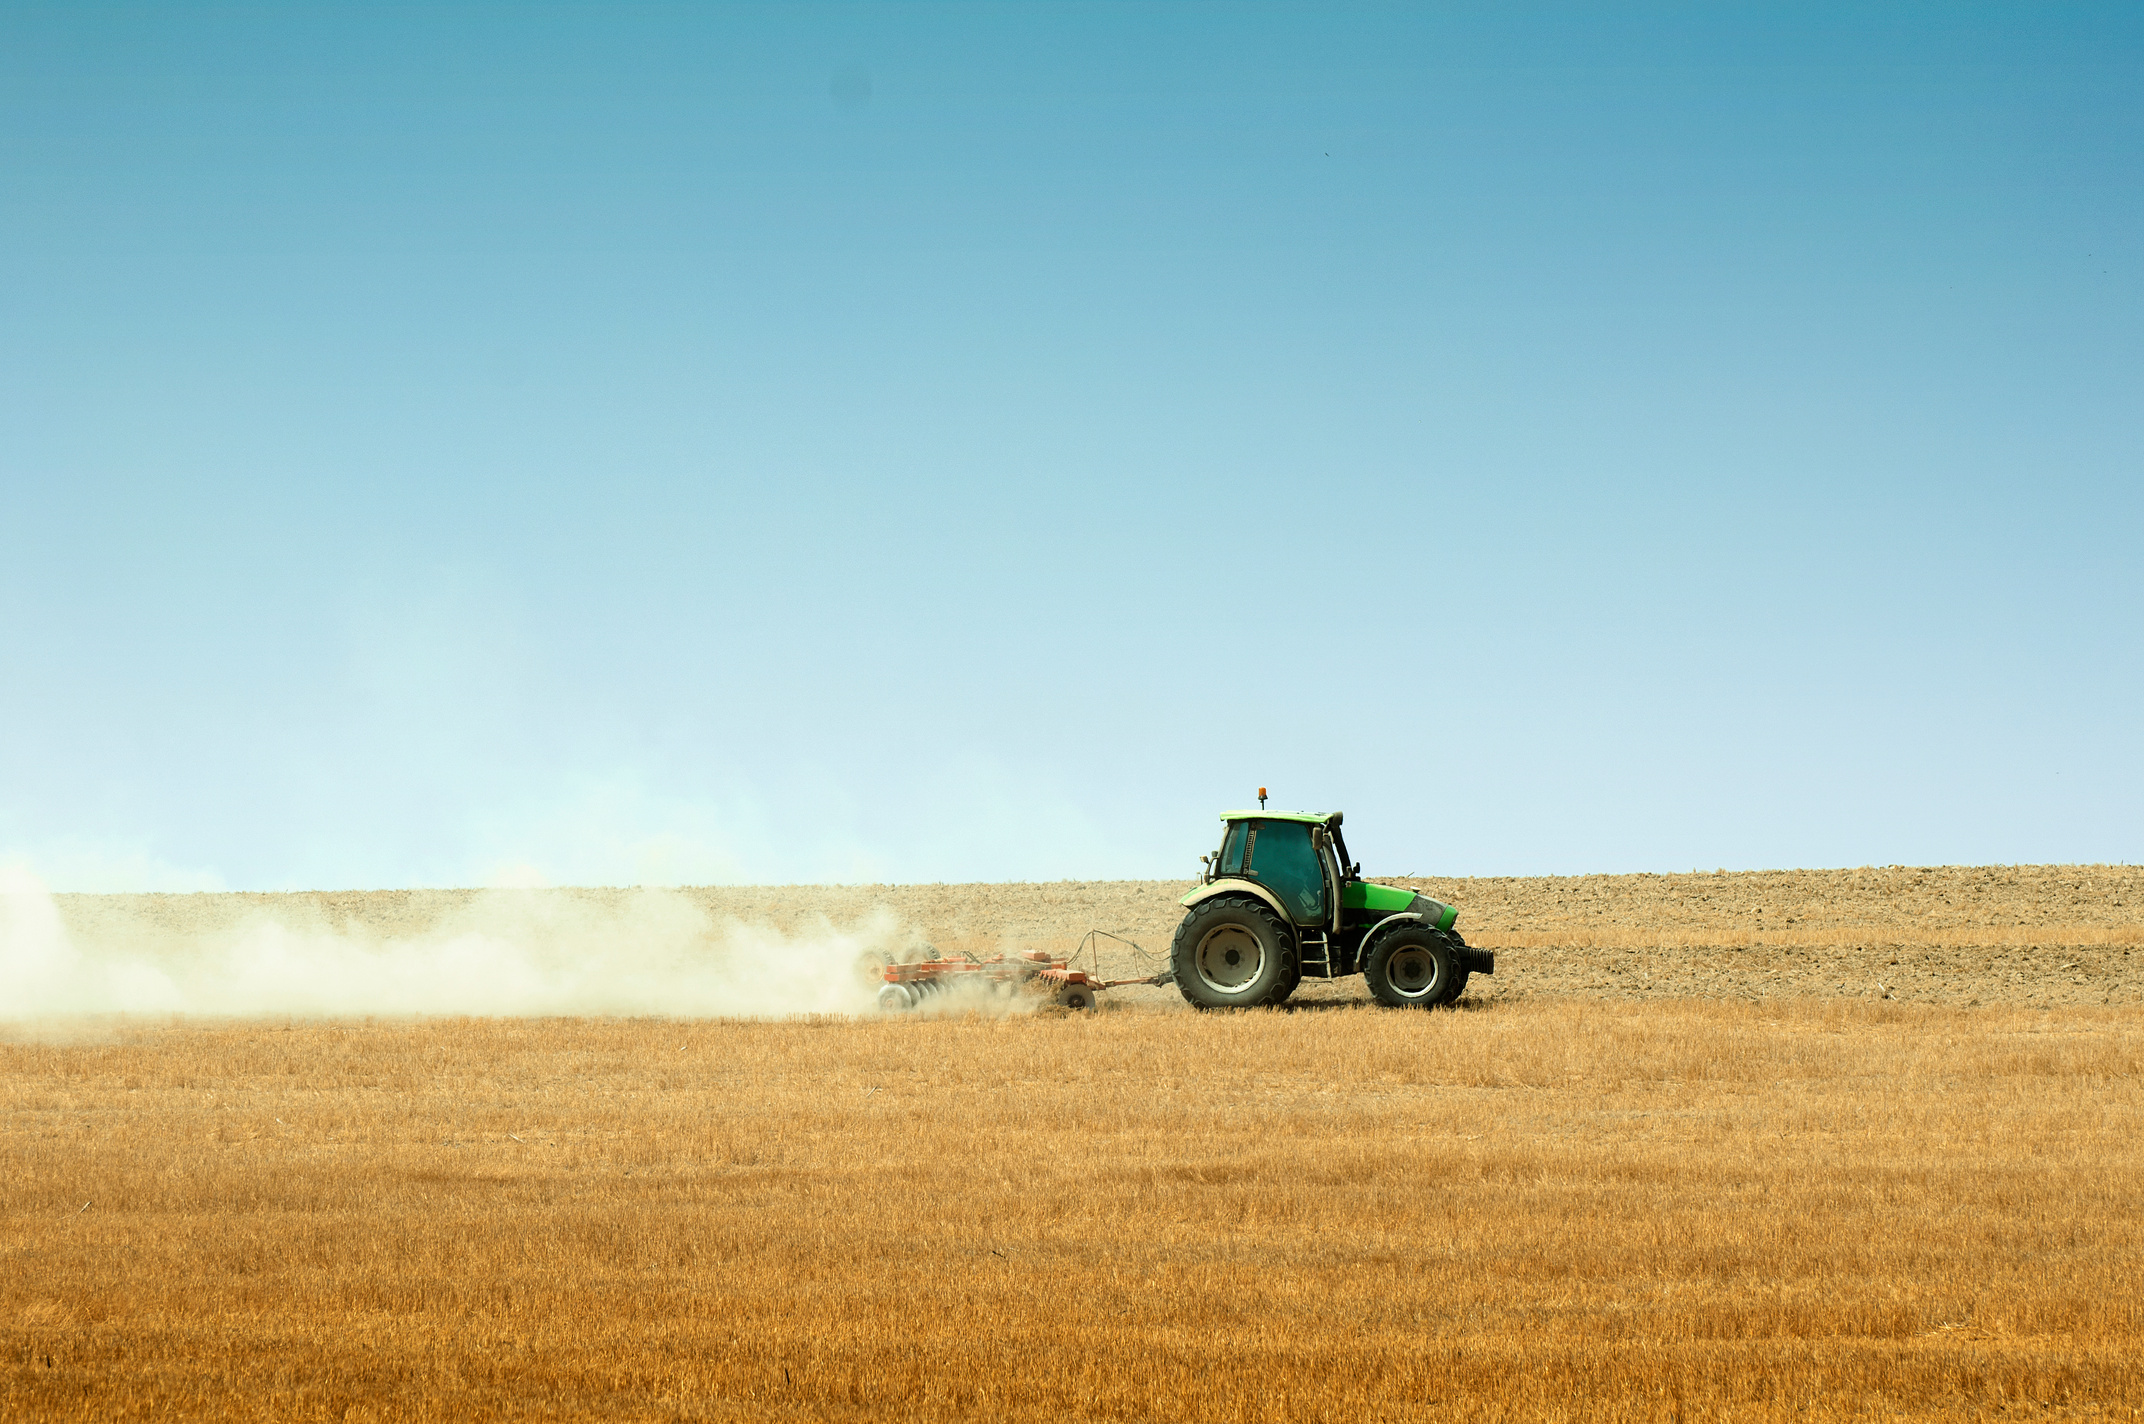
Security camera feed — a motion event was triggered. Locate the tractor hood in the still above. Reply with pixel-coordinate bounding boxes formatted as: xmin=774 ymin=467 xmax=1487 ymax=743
xmin=1342 ymin=881 xmax=1459 ymax=932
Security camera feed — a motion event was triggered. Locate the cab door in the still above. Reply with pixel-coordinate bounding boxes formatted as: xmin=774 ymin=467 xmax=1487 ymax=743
xmin=1241 ymin=819 xmax=1328 ymax=927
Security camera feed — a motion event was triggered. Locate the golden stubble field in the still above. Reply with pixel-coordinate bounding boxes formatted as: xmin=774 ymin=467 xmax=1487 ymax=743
xmin=6 ymin=867 xmax=2142 ymax=1422
xmin=7 ymin=1003 xmax=2144 ymax=1422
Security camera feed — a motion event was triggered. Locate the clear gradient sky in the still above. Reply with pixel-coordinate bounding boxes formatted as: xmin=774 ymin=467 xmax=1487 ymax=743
xmin=2 ymin=3 xmax=2139 ymax=891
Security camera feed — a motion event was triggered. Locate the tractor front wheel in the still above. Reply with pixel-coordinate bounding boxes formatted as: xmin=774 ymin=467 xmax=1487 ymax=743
xmin=1365 ymin=927 xmax=1463 ymax=1008
xmin=1171 ymin=898 xmax=1298 ymax=1010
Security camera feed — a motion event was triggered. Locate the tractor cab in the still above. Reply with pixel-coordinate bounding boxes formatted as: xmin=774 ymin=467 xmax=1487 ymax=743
xmin=1203 ymin=810 xmax=1351 ymax=928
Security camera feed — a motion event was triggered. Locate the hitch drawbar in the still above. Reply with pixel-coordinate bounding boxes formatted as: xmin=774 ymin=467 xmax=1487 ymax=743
xmin=878 ymin=949 xmax=1169 ymax=1012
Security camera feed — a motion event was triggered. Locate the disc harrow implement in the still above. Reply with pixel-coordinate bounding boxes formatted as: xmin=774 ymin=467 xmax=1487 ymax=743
xmin=877 ymin=935 xmax=1170 ymax=1012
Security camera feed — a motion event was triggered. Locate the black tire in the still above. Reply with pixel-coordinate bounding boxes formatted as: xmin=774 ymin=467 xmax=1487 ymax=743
xmin=1273 ymin=951 xmax=1304 ymax=1005
xmin=1171 ymin=897 xmax=1298 ymax=1010
xmin=1440 ymin=930 xmax=1478 ymax=1005
xmin=1275 ymin=962 xmax=1302 ymax=1005
xmin=1364 ymin=927 xmax=1462 ymax=1009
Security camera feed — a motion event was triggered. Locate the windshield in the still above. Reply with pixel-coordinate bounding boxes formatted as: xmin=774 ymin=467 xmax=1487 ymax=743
xmin=1218 ymin=821 xmax=1248 ymax=876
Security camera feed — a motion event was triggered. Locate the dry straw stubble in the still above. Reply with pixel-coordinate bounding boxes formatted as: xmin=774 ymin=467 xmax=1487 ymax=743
xmin=5 ymin=997 xmax=2142 ymax=1422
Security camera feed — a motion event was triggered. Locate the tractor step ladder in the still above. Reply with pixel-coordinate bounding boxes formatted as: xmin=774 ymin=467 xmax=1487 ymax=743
xmin=1298 ymin=930 xmax=1335 ymax=980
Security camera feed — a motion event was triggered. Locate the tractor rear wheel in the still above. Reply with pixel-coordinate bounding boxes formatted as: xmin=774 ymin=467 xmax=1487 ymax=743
xmin=1365 ymin=927 xmax=1463 ymax=1009
xmin=1275 ymin=960 xmax=1303 ymax=1005
xmin=1171 ymin=898 xmax=1298 ymax=1010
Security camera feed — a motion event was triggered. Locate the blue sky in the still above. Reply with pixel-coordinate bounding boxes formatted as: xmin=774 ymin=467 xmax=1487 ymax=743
xmin=2 ymin=3 xmax=2138 ymax=890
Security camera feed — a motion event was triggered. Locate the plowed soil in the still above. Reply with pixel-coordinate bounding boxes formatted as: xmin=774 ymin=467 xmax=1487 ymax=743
xmin=56 ymin=862 xmax=2143 ymax=1009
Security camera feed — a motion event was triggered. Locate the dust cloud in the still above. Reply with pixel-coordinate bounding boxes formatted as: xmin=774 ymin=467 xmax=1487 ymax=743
xmin=0 ymin=868 xmax=904 ymax=1023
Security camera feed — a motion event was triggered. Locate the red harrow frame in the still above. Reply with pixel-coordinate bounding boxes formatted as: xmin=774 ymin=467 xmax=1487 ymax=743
xmin=877 ymin=932 xmax=1170 ymax=1012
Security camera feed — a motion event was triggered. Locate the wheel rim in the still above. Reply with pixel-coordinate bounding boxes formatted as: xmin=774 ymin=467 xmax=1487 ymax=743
xmin=1194 ymin=924 xmax=1266 ymax=993
xmin=1385 ymin=946 xmax=1442 ymax=1000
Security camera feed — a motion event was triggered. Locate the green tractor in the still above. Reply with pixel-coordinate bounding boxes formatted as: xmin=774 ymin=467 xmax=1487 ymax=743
xmin=1171 ymin=806 xmax=1493 ymax=1009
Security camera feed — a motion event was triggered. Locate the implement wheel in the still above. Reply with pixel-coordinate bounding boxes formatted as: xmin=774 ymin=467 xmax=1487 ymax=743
xmin=1171 ymin=898 xmax=1298 ymax=1010
xmin=1365 ymin=927 xmax=1463 ymax=1009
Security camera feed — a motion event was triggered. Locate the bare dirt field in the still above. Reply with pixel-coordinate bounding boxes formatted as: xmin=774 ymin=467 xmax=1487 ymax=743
xmin=6 ymin=865 xmax=2141 ymax=1422
xmin=53 ymin=861 xmax=2144 ymax=1010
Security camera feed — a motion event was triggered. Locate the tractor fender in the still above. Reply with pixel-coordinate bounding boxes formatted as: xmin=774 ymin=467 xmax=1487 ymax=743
xmin=1359 ymin=910 xmax=1428 ymax=957
xmin=1361 ymin=893 xmax=1457 ymax=945
xmin=1179 ymin=878 xmax=1295 ymax=930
